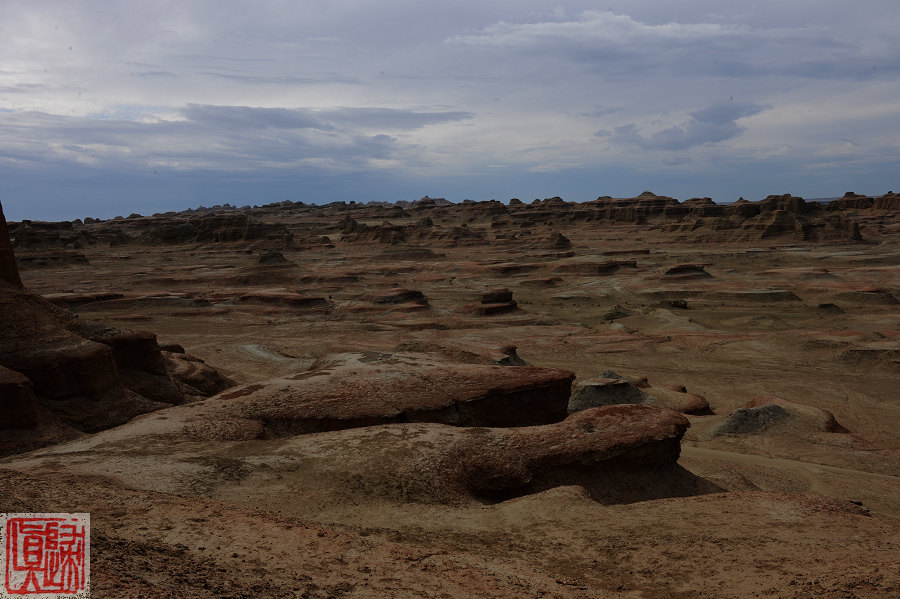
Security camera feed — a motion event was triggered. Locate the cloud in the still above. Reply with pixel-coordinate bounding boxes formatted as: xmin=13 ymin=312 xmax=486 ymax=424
xmin=449 ymin=9 xmax=900 ymax=81
xmin=1 ymin=2 xmax=899 ymax=220
xmin=321 ymin=108 xmax=474 ymax=130
xmin=612 ymin=101 xmax=769 ymax=150
xmin=0 ymin=104 xmax=473 ymax=175
xmin=583 ymin=107 xmax=622 ymax=118
xmin=197 ymin=71 xmax=360 ymax=85
xmin=179 ymin=105 xmax=329 ymax=131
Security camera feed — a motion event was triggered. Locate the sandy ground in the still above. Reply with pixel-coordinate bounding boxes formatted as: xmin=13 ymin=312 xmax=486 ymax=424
xmin=3 ymin=205 xmax=899 ymax=597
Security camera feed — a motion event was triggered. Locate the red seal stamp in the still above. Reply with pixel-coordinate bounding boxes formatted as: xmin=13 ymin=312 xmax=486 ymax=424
xmin=1 ymin=514 xmax=90 ymax=598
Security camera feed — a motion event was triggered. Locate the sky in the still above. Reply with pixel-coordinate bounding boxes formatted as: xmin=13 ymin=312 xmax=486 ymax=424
xmin=2 ymin=0 xmax=899 ymax=221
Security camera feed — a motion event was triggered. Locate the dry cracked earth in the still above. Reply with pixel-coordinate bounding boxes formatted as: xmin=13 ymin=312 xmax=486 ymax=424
xmin=1 ymin=192 xmax=898 ymax=598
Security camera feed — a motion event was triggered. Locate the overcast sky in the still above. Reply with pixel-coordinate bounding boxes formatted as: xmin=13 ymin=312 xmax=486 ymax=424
xmin=2 ymin=0 xmax=899 ymax=220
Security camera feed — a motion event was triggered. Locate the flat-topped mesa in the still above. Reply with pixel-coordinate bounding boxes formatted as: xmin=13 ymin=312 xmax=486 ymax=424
xmin=826 ymin=192 xmax=875 ymax=211
xmin=446 ymin=199 xmax=509 ymax=217
xmin=585 ymin=192 xmax=682 ymax=223
xmin=874 ymin=191 xmax=900 ymax=210
xmin=0 ymin=201 xmax=23 ymax=288
xmin=133 ymin=211 xmax=294 ymax=247
xmin=756 ymin=193 xmax=811 ymax=214
xmin=7 ymin=220 xmax=90 ymax=251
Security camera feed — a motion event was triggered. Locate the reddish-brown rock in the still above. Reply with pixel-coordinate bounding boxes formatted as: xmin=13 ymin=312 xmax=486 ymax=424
xmin=163 ymin=351 xmax=237 ymax=398
xmin=569 ymin=376 xmax=711 ymax=415
xmin=216 ymin=351 xmax=574 ymax=434
xmin=441 ymin=405 xmax=698 ymax=502
xmin=463 ymin=288 xmax=519 ymax=315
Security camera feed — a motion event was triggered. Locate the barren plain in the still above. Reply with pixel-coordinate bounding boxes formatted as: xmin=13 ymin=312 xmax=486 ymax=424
xmin=1 ymin=191 xmax=898 ymax=597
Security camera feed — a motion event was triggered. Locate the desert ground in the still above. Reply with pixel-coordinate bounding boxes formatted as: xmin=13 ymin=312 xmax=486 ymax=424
xmin=1 ymin=192 xmax=898 ymax=597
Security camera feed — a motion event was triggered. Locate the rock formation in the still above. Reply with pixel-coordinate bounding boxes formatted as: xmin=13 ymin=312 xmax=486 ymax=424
xmin=569 ymin=374 xmax=711 ymax=415
xmin=463 ymin=288 xmax=520 ymax=315
xmin=439 ymin=405 xmax=705 ymax=503
xmin=0 ymin=202 xmax=23 ymax=288
xmin=0 ymin=201 xmax=235 ymax=456
xmin=210 ymin=351 xmax=575 ymax=435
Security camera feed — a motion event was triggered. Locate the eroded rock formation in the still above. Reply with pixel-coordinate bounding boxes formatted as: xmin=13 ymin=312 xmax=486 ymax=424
xmin=0 ymin=201 xmax=235 ymax=456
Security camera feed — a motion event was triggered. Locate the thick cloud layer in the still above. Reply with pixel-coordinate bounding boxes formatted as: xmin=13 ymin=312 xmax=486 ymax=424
xmin=1 ymin=1 xmax=898 ymax=219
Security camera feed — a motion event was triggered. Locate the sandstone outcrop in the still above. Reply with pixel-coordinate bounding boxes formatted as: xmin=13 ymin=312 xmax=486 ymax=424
xmin=437 ymin=404 xmax=702 ymax=503
xmin=213 ymin=351 xmax=575 ymax=435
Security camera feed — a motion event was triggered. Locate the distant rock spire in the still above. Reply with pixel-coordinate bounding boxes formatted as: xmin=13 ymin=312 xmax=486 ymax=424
xmin=0 ymin=201 xmax=23 ymax=288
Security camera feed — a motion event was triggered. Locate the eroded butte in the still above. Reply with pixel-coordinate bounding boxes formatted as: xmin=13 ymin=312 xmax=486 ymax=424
xmin=2 ymin=192 xmax=899 ymax=598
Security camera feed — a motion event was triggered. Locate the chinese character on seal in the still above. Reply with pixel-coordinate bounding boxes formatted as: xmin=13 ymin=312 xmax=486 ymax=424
xmin=2 ymin=513 xmax=90 ymax=598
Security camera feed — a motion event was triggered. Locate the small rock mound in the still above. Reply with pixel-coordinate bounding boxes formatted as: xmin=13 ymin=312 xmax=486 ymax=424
xmin=715 ymin=404 xmax=795 ymax=435
xmin=361 ymin=288 xmax=428 ymax=305
xmin=569 ymin=373 xmax=711 ymax=415
xmin=257 ymin=249 xmax=290 ymax=265
xmin=664 ymin=264 xmax=712 ymax=278
xmin=745 ymin=395 xmax=848 ymax=433
xmin=464 ymin=288 xmax=519 ymax=316
xmin=569 ymin=378 xmax=648 ymax=412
